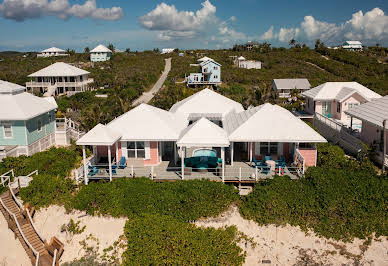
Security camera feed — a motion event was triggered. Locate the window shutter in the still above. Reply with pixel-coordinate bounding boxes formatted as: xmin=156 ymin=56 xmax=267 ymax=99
xmin=145 ymin=141 xmax=151 ymax=160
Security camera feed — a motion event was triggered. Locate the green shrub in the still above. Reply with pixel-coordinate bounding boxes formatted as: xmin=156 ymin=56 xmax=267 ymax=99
xmin=72 ymin=178 xmax=238 ymax=221
xmin=122 ymin=214 xmax=245 ymax=265
xmin=19 ymin=174 xmax=76 ymax=209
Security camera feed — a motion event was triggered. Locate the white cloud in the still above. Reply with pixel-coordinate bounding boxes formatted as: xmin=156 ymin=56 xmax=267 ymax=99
xmin=139 ymin=0 xmax=216 ymax=39
xmin=0 ymin=0 xmax=123 ymax=21
xmin=263 ymin=7 xmax=388 ymax=45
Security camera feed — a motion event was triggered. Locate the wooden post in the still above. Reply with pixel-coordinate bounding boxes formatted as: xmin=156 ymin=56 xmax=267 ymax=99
xmin=108 ymin=146 xmax=112 ymax=182
xmin=115 ymin=142 xmax=119 ymax=167
xmin=239 ymin=167 xmax=241 ymax=182
xmin=350 ymin=117 xmax=353 ymax=129
xmin=82 ymin=146 xmax=88 ymax=185
xmin=221 ymin=147 xmax=225 ymax=183
xmin=131 ymin=165 xmax=134 ymax=177
xmin=383 ymin=119 xmax=387 ymax=173
xmin=181 ymin=147 xmax=185 ymax=179
xmin=255 ymin=166 xmax=258 ymax=182
xmin=231 ymin=142 xmax=234 ymax=166
xmin=151 ymin=166 xmax=154 ymax=180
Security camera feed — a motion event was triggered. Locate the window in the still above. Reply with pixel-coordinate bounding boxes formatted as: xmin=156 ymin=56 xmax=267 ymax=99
xmin=37 ymin=119 xmax=42 ymax=132
xmin=214 ymin=75 xmax=218 ymax=79
xmin=214 ymin=66 xmax=218 ymax=70
xmin=127 ymin=141 xmax=145 ymax=158
xmin=48 ymin=113 xmax=52 ymax=123
xmin=260 ymin=142 xmax=269 ymax=155
xmin=3 ymin=123 xmax=12 ymax=138
xmin=337 ymin=103 xmax=341 ymax=113
xmin=259 ymin=142 xmax=278 ymax=155
xmin=270 ymin=142 xmax=278 ymax=154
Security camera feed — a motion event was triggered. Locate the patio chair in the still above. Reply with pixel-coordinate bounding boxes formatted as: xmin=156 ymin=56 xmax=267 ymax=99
xmin=264 ymin=155 xmax=272 ymax=161
xmin=253 ymin=157 xmax=260 ymax=167
xmin=89 ymin=166 xmax=99 ymax=176
xmin=119 ymin=157 xmax=126 ymax=169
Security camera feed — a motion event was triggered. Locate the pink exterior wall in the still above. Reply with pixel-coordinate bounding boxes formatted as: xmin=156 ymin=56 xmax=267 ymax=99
xmin=361 ymin=121 xmax=388 ymax=151
xmin=298 ymin=148 xmax=317 ymax=167
xmin=339 ymin=94 xmax=367 ymax=120
xmin=144 ymin=141 xmax=159 ymax=165
xmin=306 ymin=98 xmax=314 ymax=114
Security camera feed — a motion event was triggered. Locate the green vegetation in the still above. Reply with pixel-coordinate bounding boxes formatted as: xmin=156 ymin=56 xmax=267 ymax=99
xmin=72 ymin=178 xmax=238 ymax=221
xmin=240 ymin=143 xmax=388 ymax=241
xmin=123 ymin=214 xmax=245 ymax=265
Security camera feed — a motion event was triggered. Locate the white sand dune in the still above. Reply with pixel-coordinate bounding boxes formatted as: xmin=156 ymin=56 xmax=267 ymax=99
xmin=196 ymin=206 xmax=388 ymax=266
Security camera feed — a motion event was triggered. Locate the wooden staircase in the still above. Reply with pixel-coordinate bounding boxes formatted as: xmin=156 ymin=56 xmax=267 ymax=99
xmin=0 ymin=188 xmax=64 ymax=266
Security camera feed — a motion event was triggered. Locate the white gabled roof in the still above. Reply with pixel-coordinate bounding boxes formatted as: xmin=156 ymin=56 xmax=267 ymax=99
xmin=198 ymin=56 xmax=213 ymax=62
xmin=169 ymin=88 xmax=244 ymax=120
xmin=177 ymin=118 xmax=229 ymax=147
xmin=226 ymin=103 xmax=327 ymax=143
xmin=344 ymin=41 xmax=362 ymax=45
xmin=107 ymin=104 xmax=186 ymax=141
xmin=302 ymin=82 xmax=381 ymax=101
xmin=0 ymin=80 xmax=25 ymax=94
xmin=273 ymin=79 xmax=311 ymax=90
xmin=41 ymin=47 xmax=66 ymax=53
xmin=0 ymin=80 xmax=57 ymax=120
xmin=199 ymin=59 xmax=221 ymax=67
xmin=76 ymin=124 xmax=121 ymax=146
xmin=237 ymin=56 xmax=246 ymax=61
xmin=90 ymin=44 xmax=112 ymax=53
xmin=345 ymin=96 xmax=388 ymax=130
xmin=28 ymin=62 xmax=90 ymax=77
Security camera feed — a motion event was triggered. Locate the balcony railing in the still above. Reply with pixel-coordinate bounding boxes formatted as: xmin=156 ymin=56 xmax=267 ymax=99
xmin=278 ymin=92 xmax=291 ymax=98
xmin=26 ymin=78 xmax=93 ymax=88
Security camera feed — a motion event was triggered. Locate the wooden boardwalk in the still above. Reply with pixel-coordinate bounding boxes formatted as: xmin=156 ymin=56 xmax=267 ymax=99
xmin=0 ymin=187 xmax=63 ymax=266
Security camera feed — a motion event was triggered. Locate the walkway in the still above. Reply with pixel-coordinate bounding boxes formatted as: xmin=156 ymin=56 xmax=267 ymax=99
xmin=132 ymin=57 xmax=172 ymax=106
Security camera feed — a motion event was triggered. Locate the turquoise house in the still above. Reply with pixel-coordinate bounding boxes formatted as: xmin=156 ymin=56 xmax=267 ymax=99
xmin=0 ymin=80 xmax=57 ymax=159
xmin=90 ymin=44 xmax=112 ymax=62
xmin=187 ymin=59 xmax=221 ymax=86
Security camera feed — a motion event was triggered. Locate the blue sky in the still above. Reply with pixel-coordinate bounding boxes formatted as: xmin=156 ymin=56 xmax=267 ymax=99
xmin=0 ymin=0 xmax=387 ymax=51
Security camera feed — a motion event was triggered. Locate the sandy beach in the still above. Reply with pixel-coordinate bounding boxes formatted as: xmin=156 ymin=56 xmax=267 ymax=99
xmin=196 ymin=206 xmax=388 ymax=266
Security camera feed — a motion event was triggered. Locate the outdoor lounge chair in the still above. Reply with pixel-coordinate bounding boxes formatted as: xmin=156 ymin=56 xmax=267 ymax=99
xmin=89 ymin=166 xmax=98 ymax=176
xmin=119 ymin=157 xmax=126 ymax=169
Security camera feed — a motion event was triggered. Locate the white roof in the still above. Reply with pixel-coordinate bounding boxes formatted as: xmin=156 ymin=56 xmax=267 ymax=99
xmin=0 ymin=81 xmax=57 ymax=120
xmin=345 ymin=96 xmax=388 ymax=130
xmin=76 ymin=124 xmax=121 ymax=146
xmin=90 ymin=44 xmax=112 ymax=53
xmin=169 ymin=88 xmax=244 ymax=120
xmin=177 ymin=118 xmax=229 ymax=147
xmin=273 ymin=79 xmax=311 ymax=90
xmin=302 ymin=82 xmax=381 ymax=101
xmin=198 ymin=56 xmax=213 ymax=62
xmin=237 ymin=56 xmax=246 ymax=61
xmin=41 ymin=47 xmax=66 ymax=53
xmin=225 ymin=103 xmax=327 ymax=143
xmin=107 ymin=104 xmax=186 ymax=141
xmin=0 ymin=80 xmax=25 ymax=94
xmin=199 ymin=59 xmax=221 ymax=67
xmin=28 ymin=62 xmax=90 ymax=77
xmin=344 ymin=41 xmax=362 ymax=45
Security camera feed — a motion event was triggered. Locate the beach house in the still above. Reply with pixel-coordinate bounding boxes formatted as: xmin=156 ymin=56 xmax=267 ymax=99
xmin=272 ymin=79 xmax=311 ymax=98
xmin=90 ymin=45 xmax=112 ymax=62
xmin=77 ymin=88 xmax=326 ymax=183
xmin=26 ymin=62 xmax=93 ymax=97
xmin=342 ymin=41 xmax=363 ymax=51
xmin=37 ymin=47 xmax=69 ymax=57
xmin=0 ymin=80 xmax=58 ymax=159
xmin=236 ymin=56 xmax=262 ymax=69
xmin=186 ymin=59 xmax=221 ymax=86
xmin=302 ymin=82 xmax=381 ymax=127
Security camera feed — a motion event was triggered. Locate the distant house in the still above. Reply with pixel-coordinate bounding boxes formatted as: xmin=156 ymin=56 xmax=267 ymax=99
xmin=272 ymin=79 xmax=311 ymax=98
xmin=186 ymin=59 xmax=221 ymax=86
xmin=197 ymin=56 xmax=213 ymax=62
xmin=161 ymin=48 xmax=175 ymax=54
xmin=236 ymin=56 xmax=262 ymax=69
xmin=26 ymin=62 xmax=93 ymax=97
xmin=345 ymin=96 xmax=388 ymax=166
xmin=0 ymin=80 xmax=58 ymax=159
xmin=302 ymin=82 xmax=381 ymax=127
xmin=342 ymin=41 xmax=363 ymax=51
xmin=90 ymin=44 xmax=112 ymax=62
xmin=37 ymin=47 xmax=69 ymax=58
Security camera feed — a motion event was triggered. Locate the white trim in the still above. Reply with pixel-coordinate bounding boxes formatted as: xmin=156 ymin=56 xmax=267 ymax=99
xmin=37 ymin=118 xmax=42 ymax=133
xmin=2 ymin=123 xmax=13 ymax=139
xmin=145 ymin=141 xmax=150 ymax=160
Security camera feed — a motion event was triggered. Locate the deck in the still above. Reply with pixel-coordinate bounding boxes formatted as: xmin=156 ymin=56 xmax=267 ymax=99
xmin=87 ymin=161 xmax=300 ymax=183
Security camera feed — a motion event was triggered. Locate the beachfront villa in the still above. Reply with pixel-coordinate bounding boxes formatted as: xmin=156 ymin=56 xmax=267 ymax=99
xmin=303 ymin=82 xmax=382 ymax=128
xmin=90 ymin=44 xmax=112 ymax=62
xmin=0 ymin=80 xmax=57 ymax=160
xmin=272 ymin=79 xmax=311 ymax=98
xmin=345 ymin=96 xmax=388 ymax=166
xmin=236 ymin=56 xmax=262 ymax=69
xmin=37 ymin=47 xmax=69 ymax=57
xmin=77 ymin=88 xmax=326 ymax=184
xmin=342 ymin=41 xmax=363 ymax=51
xmin=26 ymin=62 xmax=93 ymax=97
xmin=186 ymin=59 xmax=221 ymax=86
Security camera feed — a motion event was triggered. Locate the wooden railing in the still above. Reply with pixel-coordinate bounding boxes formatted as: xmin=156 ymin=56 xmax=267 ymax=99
xmin=26 ymin=79 xmax=93 ymax=88
xmin=1 ymin=169 xmax=14 ymax=187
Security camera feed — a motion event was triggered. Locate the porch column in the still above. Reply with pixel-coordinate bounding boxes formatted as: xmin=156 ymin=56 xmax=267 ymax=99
xmin=249 ymin=142 xmax=253 ymax=163
xmin=383 ymin=120 xmax=386 ymax=173
xmin=115 ymin=142 xmax=119 ymax=167
xmin=247 ymin=142 xmax=250 ymax=162
xmin=231 ymin=142 xmax=234 ymax=166
xmin=350 ymin=117 xmax=353 ymax=129
xmin=174 ymin=142 xmax=178 ymax=165
xmin=221 ymin=147 xmax=225 ymax=182
xmin=82 ymin=145 xmax=88 ymax=185
xmin=108 ymin=145 xmax=112 ymax=182
xmin=181 ymin=147 xmax=185 ymax=179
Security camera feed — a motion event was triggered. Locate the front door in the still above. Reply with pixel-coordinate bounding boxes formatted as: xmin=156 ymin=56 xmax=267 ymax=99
xmin=162 ymin=141 xmax=174 ymax=161
xmin=322 ymin=101 xmax=332 ymax=117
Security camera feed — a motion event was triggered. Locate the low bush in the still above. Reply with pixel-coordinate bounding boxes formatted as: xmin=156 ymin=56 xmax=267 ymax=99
xmin=19 ymin=174 xmax=76 ymax=209
xmin=71 ymin=178 xmax=238 ymax=221
xmin=122 ymin=214 xmax=245 ymax=265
